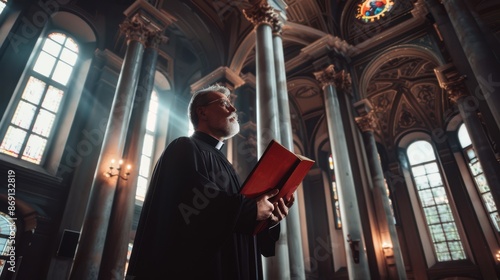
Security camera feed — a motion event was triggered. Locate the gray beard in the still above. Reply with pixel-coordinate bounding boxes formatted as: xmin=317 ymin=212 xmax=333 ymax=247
xmin=225 ymin=122 xmax=240 ymax=139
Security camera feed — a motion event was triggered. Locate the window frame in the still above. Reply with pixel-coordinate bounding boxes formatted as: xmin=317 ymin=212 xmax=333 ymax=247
xmin=135 ymin=89 xmax=160 ymax=204
xmin=0 ymin=30 xmax=80 ymax=167
xmin=0 ymin=211 xmax=16 ymax=277
xmin=399 ymin=133 xmax=470 ymax=266
xmin=457 ymin=123 xmax=500 ymax=233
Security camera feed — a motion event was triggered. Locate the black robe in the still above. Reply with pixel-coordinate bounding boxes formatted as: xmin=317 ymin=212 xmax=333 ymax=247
xmin=126 ymin=132 xmax=278 ymax=280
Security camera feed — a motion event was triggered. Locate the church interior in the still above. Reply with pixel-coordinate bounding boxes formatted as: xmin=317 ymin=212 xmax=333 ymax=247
xmin=0 ymin=0 xmax=499 ymax=279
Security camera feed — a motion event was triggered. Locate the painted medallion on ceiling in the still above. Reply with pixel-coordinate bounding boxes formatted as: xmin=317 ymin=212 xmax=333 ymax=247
xmin=356 ymin=0 xmax=395 ymax=22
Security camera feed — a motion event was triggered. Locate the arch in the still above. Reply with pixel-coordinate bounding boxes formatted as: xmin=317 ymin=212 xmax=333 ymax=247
xmin=396 ymin=129 xmax=432 ymax=149
xmin=358 ymin=44 xmax=444 ymax=99
xmin=229 ymin=22 xmax=326 ymax=74
xmin=0 ymin=195 xmax=37 ymax=233
xmin=50 ymin=11 xmax=96 ymax=43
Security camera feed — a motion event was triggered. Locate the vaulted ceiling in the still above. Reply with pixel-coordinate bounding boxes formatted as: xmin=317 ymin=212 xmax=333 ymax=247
xmin=101 ymin=0 xmax=499 ymax=158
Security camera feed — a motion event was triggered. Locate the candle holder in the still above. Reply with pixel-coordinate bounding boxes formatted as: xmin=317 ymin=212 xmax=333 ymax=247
xmin=105 ymin=159 xmax=131 ymax=180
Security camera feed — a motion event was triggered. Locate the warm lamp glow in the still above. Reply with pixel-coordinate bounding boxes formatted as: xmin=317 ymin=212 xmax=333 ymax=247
xmin=382 ymin=242 xmax=394 ymax=258
xmin=105 ymin=159 xmax=132 ymax=180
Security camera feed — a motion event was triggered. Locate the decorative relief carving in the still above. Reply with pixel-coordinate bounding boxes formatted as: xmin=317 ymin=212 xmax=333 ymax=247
xmin=414 ymin=84 xmax=435 ymax=108
xmin=412 ymin=83 xmax=438 ymax=124
xmin=398 ymin=108 xmax=416 ymax=128
xmin=355 ymin=112 xmax=376 ymax=132
xmin=441 ymin=76 xmax=467 ymax=104
xmin=434 ymin=63 xmax=468 ymax=104
xmin=271 ymin=16 xmax=284 ymax=35
xmin=313 ymin=65 xmax=352 ymax=92
xmin=366 ymin=56 xmax=446 ymax=144
xmin=146 ymin=30 xmax=168 ymax=49
xmin=243 ymin=2 xmax=279 ymax=28
xmin=295 ymin=86 xmax=319 ymax=99
xmin=369 ymin=92 xmax=393 ymax=134
xmin=119 ymin=15 xmax=149 ymax=44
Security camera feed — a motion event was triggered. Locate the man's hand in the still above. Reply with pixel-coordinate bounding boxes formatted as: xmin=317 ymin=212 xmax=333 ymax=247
xmin=256 ymin=189 xmax=279 ymax=221
xmin=268 ymin=194 xmax=295 ymax=225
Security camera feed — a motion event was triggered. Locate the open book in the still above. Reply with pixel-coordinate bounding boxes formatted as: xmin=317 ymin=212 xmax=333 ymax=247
xmin=240 ymin=139 xmax=315 ymax=235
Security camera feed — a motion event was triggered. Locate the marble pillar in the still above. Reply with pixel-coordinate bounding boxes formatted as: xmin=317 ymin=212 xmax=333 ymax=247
xmin=99 ymin=31 xmax=166 ymax=280
xmin=435 ymin=64 xmax=500 ymax=213
xmin=314 ymin=65 xmax=371 ymax=279
xmin=244 ymin=2 xmax=290 ymax=279
xmin=70 ymin=15 xmax=146 ymax=280
xmin=272 ymin=12 xmax=306 ymax=280
xmin=354 ymin=101 xmax=407 ymax=280
xmin=442 ymin=0 xmax=500 ymax=129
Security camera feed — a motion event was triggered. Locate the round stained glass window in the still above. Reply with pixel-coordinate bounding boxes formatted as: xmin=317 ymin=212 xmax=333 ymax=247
xmin=356 ymin=0 xmax=394 ymax=23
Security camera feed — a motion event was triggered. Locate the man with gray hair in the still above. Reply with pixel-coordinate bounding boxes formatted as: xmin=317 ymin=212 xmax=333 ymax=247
xmin=127 ymin=84 xmax=294 ymax=279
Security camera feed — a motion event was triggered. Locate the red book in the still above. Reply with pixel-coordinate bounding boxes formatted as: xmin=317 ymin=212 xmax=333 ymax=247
xmin=240 ymin=139 xmax=315 ymax=235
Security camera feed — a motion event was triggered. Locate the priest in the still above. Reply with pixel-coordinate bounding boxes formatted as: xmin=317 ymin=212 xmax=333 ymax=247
xmin=126 ymin=84 xmax=294 ymax=280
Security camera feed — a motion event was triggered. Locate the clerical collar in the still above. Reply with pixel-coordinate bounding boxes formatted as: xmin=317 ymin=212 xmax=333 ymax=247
xmin=193 ymin=131 xmax=225 ymax=150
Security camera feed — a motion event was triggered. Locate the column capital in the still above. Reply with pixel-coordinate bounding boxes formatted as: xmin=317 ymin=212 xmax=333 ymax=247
xmin=243 ymin=1 xmax=280 ymax=28
xmin=434 ymin=63 xmax=468 ymax=104
xmin=272 ymin=15 xmax=284 ymax=35
xmin=119 ymin=15 xmax=149 ymax=45
xmin=355 ymin=113 xmax=376 ymax=132
xmin=354 ymin=99 xmax=376 ymax=132
xmin=313 ymin=65 xmax=352 ymax=91
xmin=122 ymin=0 xmax=177 ymax=46
xmin=146 ymin=30 xmax=168 ymax=49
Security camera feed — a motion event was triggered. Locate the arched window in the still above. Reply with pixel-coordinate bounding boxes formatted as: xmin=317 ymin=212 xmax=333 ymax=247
xmin=136 ymin=90 xmax=159 ymax=203
xmin=0 ymin=32 xmax=79 ymax=164
xmin=0 ymin=212 xmax=16 ymax=276
xmin=407 ymin=140 xmax=466 ymax=262
xmin=458 ymin=124 xmax=499 ymax=232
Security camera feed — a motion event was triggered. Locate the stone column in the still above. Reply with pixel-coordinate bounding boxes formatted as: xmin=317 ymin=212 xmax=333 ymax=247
xmin=314 ymin=65 xmax=371 ymax=279
xmin=98 ymin=30 xmax=167 ymax=280
xmin=272 ymin=12 xmax=306 ymax=280
xmin=244 ymin=2 xmax=290 ymax=279
xmin=354 ymin=100 xmax=406 ymax=280
xmin=435 ymin=64 xmax=500 ymax=211
xmin=441 ymin=0 xmax=500 ymax=129
xmin=70 ymin=15 xmax=147 ymax=280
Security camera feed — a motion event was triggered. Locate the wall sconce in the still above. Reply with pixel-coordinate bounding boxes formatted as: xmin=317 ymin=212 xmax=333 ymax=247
xmin=105 ymin=159 xmax=131 ymax=180
xmin=347 ymin=234 xmax=360 ymax=264
xmin=496 ymin=250 xmax=500 ymax=262
xmin=382 ymin=243 xmax=394 ymax=257
xmin=382 ymin=243 xmax=396 ymax=265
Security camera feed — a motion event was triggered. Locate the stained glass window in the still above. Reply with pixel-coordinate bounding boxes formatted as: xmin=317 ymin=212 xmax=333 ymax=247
xmin=356 ymin=0 xmax=395 ymax=23
xmin=458 ymin=124 xmax=499 ymax=232
xmin=0 ymin=212 xmax=16 ymax=276
xmin=407 ymin=140 xmax=466 ymax=262
xmin=0 ymin=32 xmax=79 ymax=164
xmin=136 ymin=91 xmax=159 ymax=202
